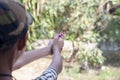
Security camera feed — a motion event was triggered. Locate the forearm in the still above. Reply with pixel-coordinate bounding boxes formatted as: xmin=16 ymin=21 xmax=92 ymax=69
xmin=35 ymin=35 xmax=64 ymax=79
xmin=34 ymin=50 xmax=63 ymax=80
xmin=48 ymin=50 xmax=63 ymax=74
xmin=13 ymin=46 xmax=51 ymax=71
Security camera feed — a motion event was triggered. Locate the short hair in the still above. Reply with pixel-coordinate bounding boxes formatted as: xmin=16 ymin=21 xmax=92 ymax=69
xmin=0 ymin=0 xmax=33 ymax=52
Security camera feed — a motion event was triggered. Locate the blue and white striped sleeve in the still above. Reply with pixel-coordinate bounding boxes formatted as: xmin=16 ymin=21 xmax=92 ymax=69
xmin=34 ymin=68 xmax=58 ymax=80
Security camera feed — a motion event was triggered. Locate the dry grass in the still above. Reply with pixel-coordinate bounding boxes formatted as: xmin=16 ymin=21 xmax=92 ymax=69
xmin=13 ymin=57 xmax=74 ymax=80
xmin=13 ymin=58 xmax=51 ymax=80
xmin=12 ymin=57 xmax=120 ymax=80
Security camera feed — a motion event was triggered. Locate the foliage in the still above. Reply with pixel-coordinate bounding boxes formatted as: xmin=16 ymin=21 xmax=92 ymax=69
xmin=77 ymin=48 xmax=105 ymax=69
xmin=21 ymin=0 xmax=102 ymax=41
xmin=20 ymin=0 xmax=100 ymax=67
xmin=20 ymin=0 xmax=120 ymax=69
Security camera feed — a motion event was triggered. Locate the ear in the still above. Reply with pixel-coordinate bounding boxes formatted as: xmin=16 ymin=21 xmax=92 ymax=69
xmin=17 ymin=33 xmax=28 ymax=50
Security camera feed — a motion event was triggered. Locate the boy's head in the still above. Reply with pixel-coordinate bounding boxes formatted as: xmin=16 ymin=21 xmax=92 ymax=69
xmin=0 ymin=0 xmax=32 ymax=52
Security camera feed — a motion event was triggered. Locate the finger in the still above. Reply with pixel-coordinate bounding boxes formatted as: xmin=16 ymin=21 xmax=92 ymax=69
xmin=58 ymin=32 xmax=65 ymax=39
xmin=59 ymin=38 xmax=63 ymax=41
xmin=61 ymin=47 xmax=63 ymax=51
xmin=54 ymin=34 xmax=59 ymax=39
xmin=59 ymin=38 xmax=64 ymax=43
xmin=59 ymin=38 xmax=64 ymax=48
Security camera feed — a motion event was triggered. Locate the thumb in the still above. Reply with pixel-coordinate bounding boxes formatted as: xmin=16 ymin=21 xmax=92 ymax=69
xmin=59 ymin=38 xmax=64 ymax=48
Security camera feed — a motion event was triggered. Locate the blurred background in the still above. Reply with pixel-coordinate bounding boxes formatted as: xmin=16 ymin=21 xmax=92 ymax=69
xmin=13 ymin=0 xmax=120 ymax=80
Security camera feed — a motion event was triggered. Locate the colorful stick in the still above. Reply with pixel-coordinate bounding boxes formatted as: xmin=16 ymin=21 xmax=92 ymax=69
xmin=58 ymin=32 xmax=65 ymax=39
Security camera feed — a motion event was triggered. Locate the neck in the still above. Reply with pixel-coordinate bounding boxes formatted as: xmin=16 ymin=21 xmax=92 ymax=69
xmin=0 ymin=77 xmax=12 ymax=80
xmin=0 ymin=55 xmax=12 ymax=74
xmin=0 ymin=58 xmax=13 ymax=80
xmin=0 ymin=51 xmax=15 ymax=80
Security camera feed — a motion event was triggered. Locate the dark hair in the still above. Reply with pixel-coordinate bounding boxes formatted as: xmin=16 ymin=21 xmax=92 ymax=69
xmin=0 ymin=18 xmax=28 ymax=52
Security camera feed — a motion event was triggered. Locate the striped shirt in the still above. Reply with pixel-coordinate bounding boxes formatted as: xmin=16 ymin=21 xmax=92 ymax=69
xmin=34 ymin=68 xmax=58 ymax=80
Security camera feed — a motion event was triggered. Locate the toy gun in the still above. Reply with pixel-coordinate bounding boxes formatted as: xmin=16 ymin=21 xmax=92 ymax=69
xmin=58 ymin=32 xmax=65 ymax=39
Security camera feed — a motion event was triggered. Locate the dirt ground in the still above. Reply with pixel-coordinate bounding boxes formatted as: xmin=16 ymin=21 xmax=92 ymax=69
xmin=12 ymin=52 xmax=120 ymax=80
xmin=13 ymin=57 xmax=52 ymax=80
xmin=12 ymin=57 xmax=120 ymax=80
xmin=12 ymin=57 xmax=72 ymax=80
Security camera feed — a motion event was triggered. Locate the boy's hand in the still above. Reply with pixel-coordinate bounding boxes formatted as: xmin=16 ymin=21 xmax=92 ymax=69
xmin=47 ymin=32 xmax=64 ymax=55
xmin=53 ymin=33 xmax=64 ymax=52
